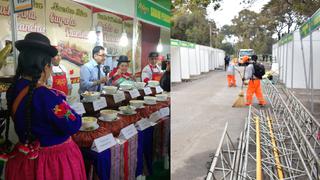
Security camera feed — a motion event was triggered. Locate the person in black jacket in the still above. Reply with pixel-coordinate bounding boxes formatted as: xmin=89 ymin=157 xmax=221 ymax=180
xmin=160 ymin=54 xmax=170 ymax=92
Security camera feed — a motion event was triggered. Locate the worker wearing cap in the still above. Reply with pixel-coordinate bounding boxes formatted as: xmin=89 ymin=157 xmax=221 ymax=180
xmin=141 ymin=52 xmax=163 ymax=83
xmin=242 ymin=55 xmax=266 ymax=106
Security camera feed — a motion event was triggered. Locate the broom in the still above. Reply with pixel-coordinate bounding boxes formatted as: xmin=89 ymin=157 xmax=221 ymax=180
xmin=232 ymin=66 xmax=246 ymax=107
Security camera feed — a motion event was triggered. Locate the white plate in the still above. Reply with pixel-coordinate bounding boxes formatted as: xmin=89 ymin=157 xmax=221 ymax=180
xmin=98 ymin=116 xmax=118 ymax=122
xmin=144 ymin=102 xmax=157 ymax=105
xmin=79 ymin=123 xmax=99 ymax=131
xmin=119 ymin=111 xmax=137 ymax=115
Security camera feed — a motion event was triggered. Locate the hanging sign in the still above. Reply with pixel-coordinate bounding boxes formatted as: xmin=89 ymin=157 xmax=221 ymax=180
xmin=13 ymin=0 xmax=33 ymax=13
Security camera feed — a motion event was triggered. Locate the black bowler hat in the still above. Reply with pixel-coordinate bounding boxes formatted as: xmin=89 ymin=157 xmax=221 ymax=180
xmin=15 ymin=32 xmax=57 ymax=57
xmin=117 ymin=55 xmax=130 ymax=63
xmin=148 ymin=52 xmax=159 ymax=58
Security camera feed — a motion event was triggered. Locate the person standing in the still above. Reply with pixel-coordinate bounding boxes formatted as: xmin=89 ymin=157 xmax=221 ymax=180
xmin=160 ymin=54 xmax=170 ymax=92
xmin=226 ymin=60 xmax=236 ymax=87
xmin=5 ymin=32 xmax=86 ymax=180
xmin=141 ymin=52 xmax=163 ymax=83
xmin=47 ymin=48 xmax=72 ymax=95
xmin=242 ymin=55 xmax=266 ymax=106
xmin=224 ymin=55 xmax=230 ymax=71
xmin=79 ymin=46 xmax=108 ymax=94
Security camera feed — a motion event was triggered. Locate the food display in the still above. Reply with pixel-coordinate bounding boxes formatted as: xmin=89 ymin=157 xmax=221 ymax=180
xmin=129 ymin=100 xmax=144 ymax=109
xmin=120 ymin=84 xmax=133 ymax=90
xmin=102 ymin=86 xmax=118 ymax=95
xmin=147 ymin=80 xmax=160 ymax=87
xmin=100 ymin=109 xmax=118 ymax=121
xmin=81 ymin=117 xmax=98 ymax=131
xmin=119 ymin=105 xmax=136 ymax=115
xmin=144 ymin=96 xmax=157 ymax=105
xmin=134 ymin=82 xmax=146 ymax=89
xmin=82 ymin=91 xmax=100 ymax=102
xmin=156 ymin=94 xmax=168 ymax=101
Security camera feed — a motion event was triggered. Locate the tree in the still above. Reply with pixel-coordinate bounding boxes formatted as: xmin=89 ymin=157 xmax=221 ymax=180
xmin=171 ymin=8 xmax=216 ymax=46
xmin=220 ymin=42 xmax=235 ymax=55
xmin=172 ymin=0 xmax=221 ymax=12
xmin=242 ymin=0 xmax=320 ymax=17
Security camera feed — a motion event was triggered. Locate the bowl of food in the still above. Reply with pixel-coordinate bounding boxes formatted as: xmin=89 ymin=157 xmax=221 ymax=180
xmin=100 ymin=109 xmax=118 ymax=120
xmin=120 ymin=84 xmax=133 ymax=90
xmin=119 ymin=105 xmax=136 ymax=114
xmin=134 ymin=82 xmax=146 ymax=89
xmin=82 ymin=91 xmax=100 ymax=102
xmin=148 ymin=80 xmax=159 ymax=87
xmin=130 ymin=100 xmax=144 ymax=109
xmin=144 ymin=96 xmax=157 ymax=105
xmin=81 ymin=117 xmax=98 ymax=130
xmin=102 ymin=86 xmax=118 ymax=94
xmin=156 ymin=94 xmax=168 ymax=101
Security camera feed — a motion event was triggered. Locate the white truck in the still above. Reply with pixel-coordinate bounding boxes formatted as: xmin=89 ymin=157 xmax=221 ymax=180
xmin=238 ymin=49 xmax=254 ymax=65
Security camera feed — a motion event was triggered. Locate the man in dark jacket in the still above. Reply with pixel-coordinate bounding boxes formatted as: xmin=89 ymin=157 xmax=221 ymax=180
xmin=224 ymin=55 xmax=230 ymax=71
xmin=160 ymin=54 xmax=170 ymax=92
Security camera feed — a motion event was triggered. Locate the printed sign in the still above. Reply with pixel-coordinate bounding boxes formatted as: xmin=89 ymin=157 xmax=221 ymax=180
xmin=119 ymin=124 xmax=138 ymax=140
xmin=91 ymin=133 xmax=117 ymax=153
xmin=93 ymin=98 xmax=107 ymax=111
xmin=70 ymin=102 xmax=86 ymax=115
xmin=13 ymin=0 xmax=33 ymax=13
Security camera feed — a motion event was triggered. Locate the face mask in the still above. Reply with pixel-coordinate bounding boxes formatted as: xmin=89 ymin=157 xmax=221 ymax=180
xmin=161 ymin=61 xmax=167 ymax=71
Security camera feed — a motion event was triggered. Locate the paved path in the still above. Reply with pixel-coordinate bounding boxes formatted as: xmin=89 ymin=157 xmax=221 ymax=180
xmin=171 ymin=69 xmax=251 ymax=180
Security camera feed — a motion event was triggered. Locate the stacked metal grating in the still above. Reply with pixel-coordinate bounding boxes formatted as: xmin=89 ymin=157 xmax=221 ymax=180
xmin=206 ymin=79 xmax=320 ymax=180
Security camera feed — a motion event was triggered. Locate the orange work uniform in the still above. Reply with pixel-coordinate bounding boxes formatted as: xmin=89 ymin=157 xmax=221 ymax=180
xmin=244 ymin=64 xmax=266 ymax=105
xmin=246 ymin=79 xmax=266 ymax=105
xmin=227 ymin=75 xmax=236 ymax=87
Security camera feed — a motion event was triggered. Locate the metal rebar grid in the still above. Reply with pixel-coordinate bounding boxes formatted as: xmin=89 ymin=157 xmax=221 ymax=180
xmin=206 ymin=80 xmax=320 ymax=180
xmin=206 ymin=122 xmax=243 ymax=180
xmin=263 ymin=79 xmax=320 ymax=179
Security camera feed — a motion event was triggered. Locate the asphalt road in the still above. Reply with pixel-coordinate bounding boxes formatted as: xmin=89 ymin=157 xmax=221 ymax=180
xmin=171 ymin=68 xmax=251 ymax=180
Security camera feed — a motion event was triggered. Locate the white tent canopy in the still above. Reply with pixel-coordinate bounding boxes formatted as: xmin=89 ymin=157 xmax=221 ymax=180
xmin=171 ymin=39 xmax=225 ymax=82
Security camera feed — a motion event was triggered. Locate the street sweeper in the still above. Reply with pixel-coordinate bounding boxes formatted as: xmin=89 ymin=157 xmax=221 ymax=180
xmin=242 ymin=55 xmax=266 ymax=106
xmin=226 ymin=59 xmax=237 ymax=87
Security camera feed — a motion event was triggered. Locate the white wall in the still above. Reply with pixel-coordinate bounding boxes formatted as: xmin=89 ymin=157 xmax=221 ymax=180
xmin=273 ymin=30 xmax=320 ymax=89
xmin=180 ymin=47 xmax=191 ymax=79
xmin=171 ymin=46 xmax=182 ymax=82
xmin=189 ymin=48 xmax=198 ymax=76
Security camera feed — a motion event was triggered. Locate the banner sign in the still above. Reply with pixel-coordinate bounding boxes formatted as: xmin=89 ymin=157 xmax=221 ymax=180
xmin=170 ymin=39 xmax=195 ymax=48
xmin=299 ymin=8 xmax=320 ymax=39
xmin=278 ymin=33 xmax=293 ymax=46
xmin=137 ymin=0 xmax=170 ymax=28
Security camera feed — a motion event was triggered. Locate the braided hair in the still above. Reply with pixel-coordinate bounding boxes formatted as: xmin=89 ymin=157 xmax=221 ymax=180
xmin=6 ymin=48 xmax=52 ymax=144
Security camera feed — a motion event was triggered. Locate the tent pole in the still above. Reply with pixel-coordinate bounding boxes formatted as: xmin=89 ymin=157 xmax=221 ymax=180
xmin=300 ymin=36 xmax=309 ymax=89
xmin=291 ymin=34 xmax=294 ymax=89
xmin=9 ymin=0 xmax=18 ymax=69
xmin=285 ymin=41 xmax=289 ymax=87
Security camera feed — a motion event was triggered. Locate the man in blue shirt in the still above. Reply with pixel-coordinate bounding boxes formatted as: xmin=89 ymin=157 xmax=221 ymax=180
xmin=79 ymin=46 xmax=108 ymax=95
